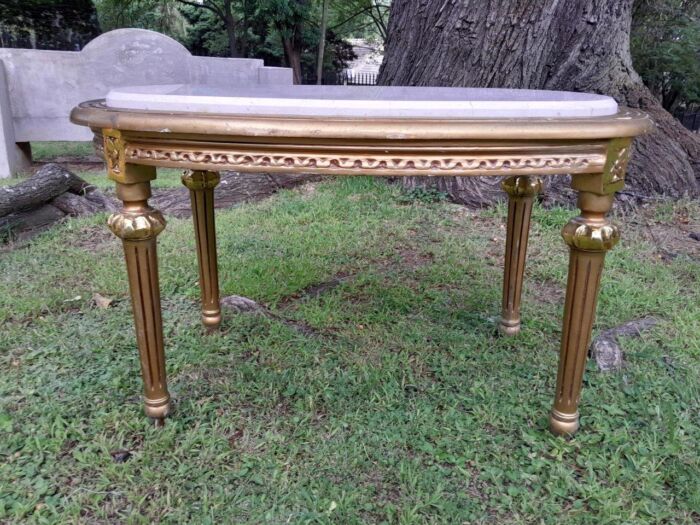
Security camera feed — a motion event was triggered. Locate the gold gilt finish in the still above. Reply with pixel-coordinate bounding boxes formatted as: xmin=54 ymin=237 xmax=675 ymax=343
xmin=103 ymin=129 xmax=125 ymax=177
xmin=125 ymin=142 xmax=603 ymax=176
xmin=499 ymin=176 xmax=543 ymax=335
xmin=550 ymin=191 xmax=619 ymax=436
xmin=70 ymin=101 xmax=651 ymax=434
xmin=107 ymin=208 xmax=165 ymax=240
xmin=104 ymin=132 xmax=170 ymax=423
xmin=71 ymin=101 xmax=652 ymax=140
xmin=182 ymin=170 xmax=222 ymax=330
xmin=570 ymin=138 xmax=633 ymax=196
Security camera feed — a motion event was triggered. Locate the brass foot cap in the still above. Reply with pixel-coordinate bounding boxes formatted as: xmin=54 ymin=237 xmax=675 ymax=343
xmin=549 ymin=409 xmax=579 ymax=436
xmin=498 ymin=318 xmax=521 ymax=336
xmin=144 ymin=396 xmax=171 ymax=420
xmin=202 ymin=311 xmax=222 ymax=331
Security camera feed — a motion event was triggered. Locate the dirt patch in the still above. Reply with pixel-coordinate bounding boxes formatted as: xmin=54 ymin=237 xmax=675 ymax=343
xmin=637 ymin=221 xmax=700 ymax=260
xmin=529 ymin=278 xmax=566 ymax=306
xmin=616 ymin=202 xmax=700 ymax=261
xmin=296 ymin=181 xmax=320 ymax=198
xmin=220 ymin=294 xmax=322 ymax=337
xmin=396 ymin=247 xmax=435 ymax=269
xmin=64 ymin=224 xmax=116 ymax=253
xmin=276 ymin=272 xmax=353 ymax=308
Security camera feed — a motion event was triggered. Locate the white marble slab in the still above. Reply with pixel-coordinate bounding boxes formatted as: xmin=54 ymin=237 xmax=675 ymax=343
xmin=106 ymin=84 xmax=618 ymax=119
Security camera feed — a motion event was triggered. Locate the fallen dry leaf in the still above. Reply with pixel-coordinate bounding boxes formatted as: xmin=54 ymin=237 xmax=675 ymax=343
xmin=92 ymin=293 xmax=113 ymax=309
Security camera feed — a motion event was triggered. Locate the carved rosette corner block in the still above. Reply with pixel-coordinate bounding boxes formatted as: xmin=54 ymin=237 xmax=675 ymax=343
xmin=103 ymin=129 xmax=126 ymax=181
xmin=603 ymin=138 xmax=632 ymax=191
xmin=107 ymin=209 xmax=166 ymax=241
xmin=499 ymin=176 xmax=543 ymax=336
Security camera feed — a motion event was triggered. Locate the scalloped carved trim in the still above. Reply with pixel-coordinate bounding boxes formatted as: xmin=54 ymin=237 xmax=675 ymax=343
xmin=125 ymin=146 xmax=598 ymax=174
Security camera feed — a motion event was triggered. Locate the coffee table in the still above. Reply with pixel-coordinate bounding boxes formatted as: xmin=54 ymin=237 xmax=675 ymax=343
xmin=70 ymin=85 xmax=652 ymax=435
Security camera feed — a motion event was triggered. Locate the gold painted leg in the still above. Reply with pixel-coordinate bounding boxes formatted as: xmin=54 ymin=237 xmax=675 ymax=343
xmin=108 ymin=179 xmax=170 ymax=422
xmin=182 ymin=170 xmax=221 ymax=330
xmin=499 ymin=176 xmax=542 ymax=335
xmin=550 ymin=191 xmax=619 ymax=436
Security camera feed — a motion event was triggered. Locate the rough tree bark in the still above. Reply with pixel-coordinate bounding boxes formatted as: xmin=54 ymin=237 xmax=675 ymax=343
xmin=0 ymin=164 xmax=117 ymax=241
xmin=0 ymin=164 xmax=317 ymax=244
xmin=378 ymin=0 xmax=700 ymax=206
xmin=150 ymin=172 xmax=318 ymax=218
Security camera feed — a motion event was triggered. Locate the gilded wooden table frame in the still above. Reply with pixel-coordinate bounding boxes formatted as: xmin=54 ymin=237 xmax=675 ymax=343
xmin=71 ymin=101 xmax=652 ymax=435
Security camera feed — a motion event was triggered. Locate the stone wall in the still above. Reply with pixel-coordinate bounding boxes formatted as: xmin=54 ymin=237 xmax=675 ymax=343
xmin=0 ymin=28 xmax=293 ymax=177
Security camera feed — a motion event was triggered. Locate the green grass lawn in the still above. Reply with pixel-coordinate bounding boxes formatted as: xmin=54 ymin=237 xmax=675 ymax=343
xmin=31 ymin=142 xmax=96 ymax=161
xmin=1 ymin=177 xmax=699 ymax=524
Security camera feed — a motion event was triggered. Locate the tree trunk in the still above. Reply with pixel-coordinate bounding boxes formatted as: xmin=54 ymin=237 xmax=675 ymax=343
xmin=224 ymin=2 xmax=239 ymax=58
xmin=0 ymin=164 xmax=117 ymax=242
xmin=281 ymin=37 xmax=303 ymax=84
xmin=316 ymin=0 xmax=329 ymax=84
xmin=275 ymin=0 xmax=307 ymax=85
xmin=0 ymin=164 xmax=92 ymax=216
xmin=0 ymin=164 xmax=318 ymax=245
xmin=240 ymin=0 xmax=250 ymax=57
xmin=150 ymin=171 xmax=319 ymax=218
xmin=378 ymin=0 xmax=700 ymax=207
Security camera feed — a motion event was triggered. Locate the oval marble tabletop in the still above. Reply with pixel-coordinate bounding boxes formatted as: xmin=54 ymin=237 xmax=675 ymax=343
xmin=105 ymin=84 xmax=619 ymax=119
xmin=71 ymin=83 xmax=653 ymax=436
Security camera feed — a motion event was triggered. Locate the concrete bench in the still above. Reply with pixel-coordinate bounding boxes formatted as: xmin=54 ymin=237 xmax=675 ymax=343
xmin=0 ymin=28 xmax=292 ymax=178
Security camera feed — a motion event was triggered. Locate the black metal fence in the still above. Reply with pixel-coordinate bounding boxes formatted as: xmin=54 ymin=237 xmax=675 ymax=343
xmin=304 ymin=71 xmax=378 ymax=86
xmin=674 ymin=111 xmax=700 ymax=132
xmin=341 ymin=71 xmax=378 ymax=85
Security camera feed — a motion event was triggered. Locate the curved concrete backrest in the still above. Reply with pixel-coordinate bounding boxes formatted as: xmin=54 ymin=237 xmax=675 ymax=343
xmin=0 ymin=28 xmax=292 ymax=176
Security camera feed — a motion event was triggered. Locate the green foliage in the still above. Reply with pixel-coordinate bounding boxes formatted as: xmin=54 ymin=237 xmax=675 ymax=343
xmin=95 ymin=0 xmax=190 ymax=41
xmin=179 ymin=4 xmax=232 ymax=56
xmin=329 ymin=0 xmax=390 ymax=42
xmin=94 ymin=0 xmax=360 ymax=82
xmin=1 ymin=177 xmax=699 ymax=522
xmin=631 ymin=0 xmax=700 ymax=111
xmin=0 ymin=0 xmax=100 ymax=50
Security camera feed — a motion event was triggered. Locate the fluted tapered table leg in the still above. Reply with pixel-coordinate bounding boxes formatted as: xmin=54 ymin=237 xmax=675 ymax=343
xmin=108 ymin=179 xmax=170 ymax=423
xmin=500 ymin=176 xmax=542 ymax=335
xmin=182 ymin=170 xmax=221 ymax=330
xmin=550 ymin=191 xmax=619 ymax=436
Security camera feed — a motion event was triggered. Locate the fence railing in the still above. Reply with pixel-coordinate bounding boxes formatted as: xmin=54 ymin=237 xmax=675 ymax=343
xmin=342 ymin=71 xmax=377 ymax=86
xmin=304 ymin=71 xmax=378 ymax=86
xmin=674 ymin=111 xmax=700 ymax=132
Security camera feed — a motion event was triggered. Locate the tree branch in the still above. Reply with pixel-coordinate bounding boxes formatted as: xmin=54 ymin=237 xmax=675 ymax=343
xmin=328 ymin=5 xmax=376 ymax=31
xmin=175 ymin=0 xmax=225 ymax=21
xmin=368 ymin=3 xmax=387 ymax=40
